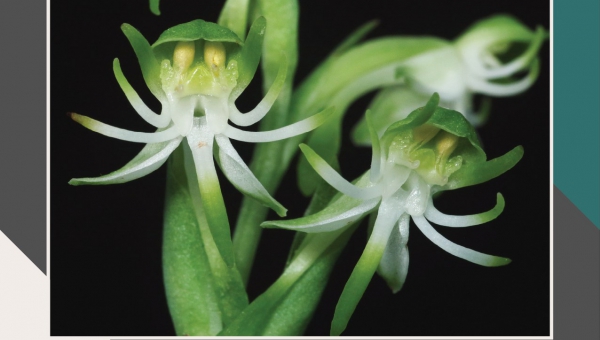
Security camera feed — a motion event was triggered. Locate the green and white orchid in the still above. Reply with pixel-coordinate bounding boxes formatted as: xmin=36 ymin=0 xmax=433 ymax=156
xmin=351 ymin=15 xmax=547 ymax=144
xmin=264 ymin=93 xmax=524 ymax=335
xmin=69 ymin=18 xmax=331 ymax=217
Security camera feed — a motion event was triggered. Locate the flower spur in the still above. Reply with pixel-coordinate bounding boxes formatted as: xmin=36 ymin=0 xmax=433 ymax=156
xmin=263 ymin=93 xmax=524 ymax=335
xmin=69 ymin=17 xmax=332 ymax=216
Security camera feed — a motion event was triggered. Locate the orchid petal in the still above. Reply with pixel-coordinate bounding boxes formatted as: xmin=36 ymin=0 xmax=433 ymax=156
xmin=69 ymin=113 xmax=180 ymax=143
xmin=331 ymin=197 xmax=399 ymax=336
xmin=262 ymin=197 xmax=379 ymax=234
xmin=377 ymin=213 xmax=410 ymax=293
xmin=224 ymin=106 xmax=334 ymax=143
xmin=228 ymin=54 xmax=287 ymax=127
xmin=215 ymin=135 xmax=287 ymax=217
xmin=473 ymin=27 xmax=546 ymax=80
xmin=299 ymin=143 xmax=382 ymax=200
xmin=425 ymin=193 xmax=505 ymax=227
xmin=113 ymin=58 xmax=170 ymax=128
xmin=467 ymin=59 xmax=540 ymax=97
xmin=69 ymin=136 xmax=182 ymax=185
xmin=412 ymin=215 xmax=511 ymax=267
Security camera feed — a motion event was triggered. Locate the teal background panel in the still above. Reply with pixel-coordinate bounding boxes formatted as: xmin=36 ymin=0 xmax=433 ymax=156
xmin=554 ymin=0 xmax=600 ymax=228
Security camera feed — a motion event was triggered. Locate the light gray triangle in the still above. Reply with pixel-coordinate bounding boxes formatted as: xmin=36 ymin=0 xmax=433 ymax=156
xmin=554 ymin=186 xmax=599 ymax=339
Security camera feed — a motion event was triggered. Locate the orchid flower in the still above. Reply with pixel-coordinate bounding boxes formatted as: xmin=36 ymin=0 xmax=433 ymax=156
xmin=351 ymin=15 xmax=547 ymax=145
xmin=264 ymin=93 xmax=524 ymax=335
xmin=68 ymin=18 xmax=332 ymax=217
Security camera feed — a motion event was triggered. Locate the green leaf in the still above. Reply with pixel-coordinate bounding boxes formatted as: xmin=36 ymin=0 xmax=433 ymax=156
xmin=445 ymin=145 xmax=524 ymax=190
xmin=218 ymin=0 xmax=251 ymax=39
xmin=152 ymin=19 xmax=243 ymax=48
xmin=69 ymin=136 xmax=181 ymax=186
xmin=163 ymin=146 xmax=223 ymax=336
xmin=149 ymin=0 xmax=160 ymax=15
xmin=220 ymin=226 xmax=356 ymax=336
xmin=121 ymin=24 xmax=166 ymax=101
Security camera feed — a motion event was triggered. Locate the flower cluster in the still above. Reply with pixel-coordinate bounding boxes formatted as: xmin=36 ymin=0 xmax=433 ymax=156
xmin=264 ymin=93 xmax=524 ymax=335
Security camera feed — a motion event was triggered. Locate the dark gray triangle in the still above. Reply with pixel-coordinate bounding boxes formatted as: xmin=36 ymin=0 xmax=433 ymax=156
xmin=554 ymin=186 xmax=599 ymax=339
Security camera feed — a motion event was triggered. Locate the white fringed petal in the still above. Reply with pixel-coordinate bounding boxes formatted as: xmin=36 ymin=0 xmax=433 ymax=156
xmin=113 ymin=58 xmax=171 ymax=128
xmin=70 ymin=113 xmax=180 ymax=143
xmin=228 ymin=56 xmax=288 ymax=127
xmin=215 ymin=134 xmax=287 ymax=217
xmin=412 ymin=215 xmax=511 ymax=267
xmin=299 ymin=144 xmax=383 ymax=200
xmin=424 ymin=193 xmax=505 ymax=227
xmin=224 ymin=106 xmax=334 ymax=143
xmin=69 ymin=136 xmax=183 ymax=185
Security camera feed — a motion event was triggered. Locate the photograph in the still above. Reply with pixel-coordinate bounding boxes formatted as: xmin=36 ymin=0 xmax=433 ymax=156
xmin=51 ymin=0 xmax=550 ymax=336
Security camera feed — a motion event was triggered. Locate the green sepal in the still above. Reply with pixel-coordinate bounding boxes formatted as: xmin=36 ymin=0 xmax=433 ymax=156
xmin=352 ymin=86 xmax=431 ymax=146
xmin=444 ymin=145 xmax=524 ymax=190
xmin=232 ymin=16 xmax=267 ymax=99
xmin=121 ymin=23 xmax=166 ymax=101
xmin=152 ymin=19 xmax=244 ymax=48
xmin=455 ymin=14 xmax=537 ymax=47
xmin=381 ymin=92 xmax=440 ymax=150
xmin=381 ymin=93 xmax=487 ymax=167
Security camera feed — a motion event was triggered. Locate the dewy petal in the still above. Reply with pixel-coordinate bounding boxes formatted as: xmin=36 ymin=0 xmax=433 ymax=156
xmin=228 ymin=54 xmax=287 ymax=127
xmin=424 ymin=193 xmax=505 ymax=227
xmin=262 ymin=197 xmax=380 ymax=234
xmin=466 ymin=59 xmax=540 ymax=97
xmin=331 ymin=197 xmax=400 ymax=336
xmin=412 ymin=215 xmax=511 ymax=267
xmin=69 ymin=135 xmax=182 ymax=185
xmin=214 ymin=134 xmax=287 ymax=217
xmin=69 ymin=113 xmax=180 ymax=143
xmin=298 ymin=143 xmax=383 ymax=200
xmin=113 ymin=58 xmax=170 ymax=128
xmin=223 ymin=106 xmax=335 ymax=143
xmin=377 ymin=213 xmax=410 ymax=293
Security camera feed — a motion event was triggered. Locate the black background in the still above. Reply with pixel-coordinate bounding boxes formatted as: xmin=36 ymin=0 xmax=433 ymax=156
xmin=51 ymin=0 xmax=550 ymax=336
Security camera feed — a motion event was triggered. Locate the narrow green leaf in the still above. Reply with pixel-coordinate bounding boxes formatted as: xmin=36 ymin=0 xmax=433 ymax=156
xmin=163 ymin=146 xmax=222 ymax=336
xmin=218 ymin=0 xmax=251 ymax=40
